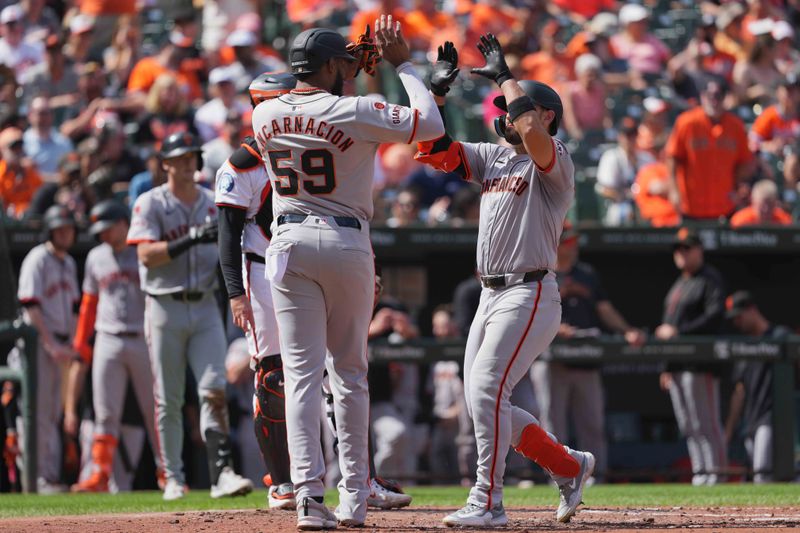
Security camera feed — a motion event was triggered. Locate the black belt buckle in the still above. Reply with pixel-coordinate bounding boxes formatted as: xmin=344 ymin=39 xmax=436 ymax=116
xmin=245 ymin=252 xmax=265 ymax=264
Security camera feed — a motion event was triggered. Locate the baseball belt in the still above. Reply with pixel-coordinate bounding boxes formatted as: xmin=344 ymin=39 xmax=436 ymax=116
xmin=480 ymin=270 xmax=548 ymax=289
xmin=276 ymin=213 xmax=362 ymax=230
xmin=245 ymin=252 xmax=265 ymax=264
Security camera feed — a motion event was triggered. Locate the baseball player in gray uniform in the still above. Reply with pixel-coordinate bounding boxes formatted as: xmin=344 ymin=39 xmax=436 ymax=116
xmin=127 ymin=131 xmax=253 ymax=501
xmin=251 ymin=16 xmax=443 ymax=529
xmin=13 ymin=205 xmax=80 ymax=493
xmin=216 ymin=71 xmax=297 ymax=510
xmin=64 ymin=200 xmax=162 ymax=493
xmin=415 ymin=37 xmax=594 ymax=527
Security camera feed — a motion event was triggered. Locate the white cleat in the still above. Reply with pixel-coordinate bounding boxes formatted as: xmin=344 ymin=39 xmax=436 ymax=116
xmin=367 ymin=478 xmax=412 ymax=509
xmin=334 ymin=507 xmax=365 ymax=527
xmin=443 ymin=502 xmax=508 ymax=528
xmin=162 ymin=478 xmax=186 ymax=501
xmin=268 ymin=482 xmax=296 ymax=510
xmin=210 ymin=466 xmax=254 ymax=498
xmin=37 ymin=478 xmax=67 ymax=495
xmin=297 ymin=497 xmax=338 ymax=530
xmin=554 ymin=449 xmax=595 ymax=523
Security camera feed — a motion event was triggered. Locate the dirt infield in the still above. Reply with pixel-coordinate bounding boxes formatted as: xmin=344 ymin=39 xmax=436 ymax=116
xmin=5 ymin=505 xmax=800 ymax=532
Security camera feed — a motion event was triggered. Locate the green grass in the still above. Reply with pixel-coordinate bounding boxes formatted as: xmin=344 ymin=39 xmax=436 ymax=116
xmin=0 ymin=484 xmax=798 ymax=519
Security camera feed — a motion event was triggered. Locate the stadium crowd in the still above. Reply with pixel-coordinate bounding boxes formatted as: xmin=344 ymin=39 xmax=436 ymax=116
xmin=0 ymin=0 xmax=798 ymax=494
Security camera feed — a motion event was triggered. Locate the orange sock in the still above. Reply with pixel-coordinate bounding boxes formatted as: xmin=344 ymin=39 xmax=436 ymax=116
xmin=514 ymin=423 xmax=579 ymax=478
xmin=92 ymin=434 xmax=118 ymax=475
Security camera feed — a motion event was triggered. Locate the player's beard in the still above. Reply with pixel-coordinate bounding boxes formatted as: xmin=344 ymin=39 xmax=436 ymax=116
xmin=504 ymin=130 xmax=523 ymax=145
xmin=331 ymin=71 xmax=344 ymax=96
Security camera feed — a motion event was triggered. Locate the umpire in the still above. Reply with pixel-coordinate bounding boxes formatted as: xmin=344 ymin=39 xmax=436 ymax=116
xmin=127 ymin=132 xmax=253 ymax=501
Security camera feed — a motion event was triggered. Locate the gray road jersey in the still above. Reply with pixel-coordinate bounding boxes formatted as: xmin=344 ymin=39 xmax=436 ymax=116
xmin=251 ymin=89 xmax=421 ymax=221
xmin=17 ymin=243 xmax=79 ymax=336
xmin=463 ymin=139 xmax=574 ymax=275
xmin=127 ymin=184 xmax=220 ymax=295
xmin=83 ymin=243 xmax=144 ymax=334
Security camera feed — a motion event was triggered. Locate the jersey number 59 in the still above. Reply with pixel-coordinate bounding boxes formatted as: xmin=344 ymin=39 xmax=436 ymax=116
xmin=268 ymin=149 xmax=336 ymax=196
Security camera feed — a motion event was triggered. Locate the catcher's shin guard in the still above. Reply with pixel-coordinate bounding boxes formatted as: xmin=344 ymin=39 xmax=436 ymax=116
xmin=254 ymin=356 xmax=291 ymax=485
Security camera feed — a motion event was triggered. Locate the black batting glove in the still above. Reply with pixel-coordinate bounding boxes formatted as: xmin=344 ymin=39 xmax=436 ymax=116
xmin=430 ymin=41 xmax=460 ymax=97
xmin=471 ymin=33 xmax=513 ymax=87
xmin=191 ymin=220 xmax=218 ymax=243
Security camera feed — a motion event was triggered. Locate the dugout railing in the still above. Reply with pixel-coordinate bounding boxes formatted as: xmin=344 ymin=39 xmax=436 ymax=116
xmin=368 ymin=336 xmax=800 ymax=482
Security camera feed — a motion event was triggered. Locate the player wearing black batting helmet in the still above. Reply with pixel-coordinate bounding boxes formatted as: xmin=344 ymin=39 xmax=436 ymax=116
xmin=493 ymin=80 xmax=563 ymax=137
xmin=249 ymin=71 xmax=296 ymax=106
xmin=88 ymin=200 xmax=129 ymax=235
xmin=289 ymin=28 xmax=356 ymax=76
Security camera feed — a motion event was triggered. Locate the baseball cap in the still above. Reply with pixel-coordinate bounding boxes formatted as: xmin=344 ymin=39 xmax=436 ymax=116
xmin=716 ymin=2 xmax=745 ymax=31
xmin=725 ymin=291 xmax=755 ymax=319
xmin=588 ymin=12 xmax=618 ymax=38
xmin=772 ymin=20 xmax=795 ymax=42
xmin=747 ymin=18 xmax=775 ymax=37
xmin=209 ymin=66 xmax=235 ymax=85
xmin=0 ymin=4 xmax=23 ymax=25
xmin=619 ymin=3 xmax=649 ymax=25
xmin=0 ymin=126 xmax=23 ymax=148
xmin=227 ymin=29 xmax=257 ymax=48
xmin=70 ymin=14 xmax=95 ymax=35
xmin=673 ymin=227 xmax=702 ymax=249
xmin=643 ymin=96 xmax=668 ymax=114
xmin=169 ymin=31 xmax=194 ymax=48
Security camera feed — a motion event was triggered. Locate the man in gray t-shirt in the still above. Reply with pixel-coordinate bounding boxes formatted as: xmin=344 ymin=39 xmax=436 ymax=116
xmin=415 ymin=37 xmax=592 ymax=528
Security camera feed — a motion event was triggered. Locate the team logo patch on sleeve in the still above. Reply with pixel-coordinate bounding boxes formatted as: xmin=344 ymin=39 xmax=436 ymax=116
xmin=374 ymin=102 xmax=386 ymax=110
xmin=217 ymin=174 xmax=235 ymax=193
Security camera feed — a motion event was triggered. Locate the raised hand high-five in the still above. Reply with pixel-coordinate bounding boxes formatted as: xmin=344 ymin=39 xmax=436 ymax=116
xmin=430 ymin=41 xmax=460 ymax=97
xmin=471 ymin=33 xmax=513 ymax=87
xmin=374 ymin=14 xmax=410 ymax=67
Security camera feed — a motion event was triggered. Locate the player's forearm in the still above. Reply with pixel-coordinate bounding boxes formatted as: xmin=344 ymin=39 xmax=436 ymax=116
xmin=64 ymin=360 xmax=87 ymax=417
xmin=396 ymin=62 xmax=445 ymax=141
xmin=500 ymin=79 xmax=554 ymax=169
xmin=596 ymin=301 xmax=631 ymax=334
xmin=137 ymin=241 xmax=172 ymax=268
xmin=217 ymin=207 xmax=246 ymax=299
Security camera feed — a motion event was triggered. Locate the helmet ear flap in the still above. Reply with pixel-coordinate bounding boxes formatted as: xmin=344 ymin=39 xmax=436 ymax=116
xmin=494 ymin=115 xmax=507 ymax=138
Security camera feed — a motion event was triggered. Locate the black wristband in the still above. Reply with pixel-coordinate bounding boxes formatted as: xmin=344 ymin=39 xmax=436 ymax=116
xmin=495 ymin=70 xmax=513 ymax=87
xmin=437 ymin=104 xmax=447 ymax=127
xmin=507 ymin=95 xmax=536 ymax=123
xmin=166 ymin=233 xmax=195 ymax=259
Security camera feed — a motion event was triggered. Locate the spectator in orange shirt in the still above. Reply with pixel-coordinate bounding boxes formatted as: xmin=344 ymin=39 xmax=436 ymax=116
xmin=714 ymin=3 xmax=747 ymax=62
xmin=127 ymin=32 xmax=201 ymax=104
xmin=350 ymin=0 xmax=407 ymax=45
xmin=730 ymin=179 xmax=793 ymax=227
xmin=520 ymin=19 xmax=573 ymax=92
xmin=550 ymin=0 xmax=617 ymax=24
xmin=634 ymin=158 xmax=681 ymax=227
xmin=404 ymin=0 xmax=460 ymax=54
xmin=666 ymin=75 xmax=755 ymax=220
xmin=462 ymin=0 xmax=521 ymax=68
xmin=748 ymin=77 xmax=800 ymax=155
xmin=0 ymin=127 xmax=43 ymax=218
